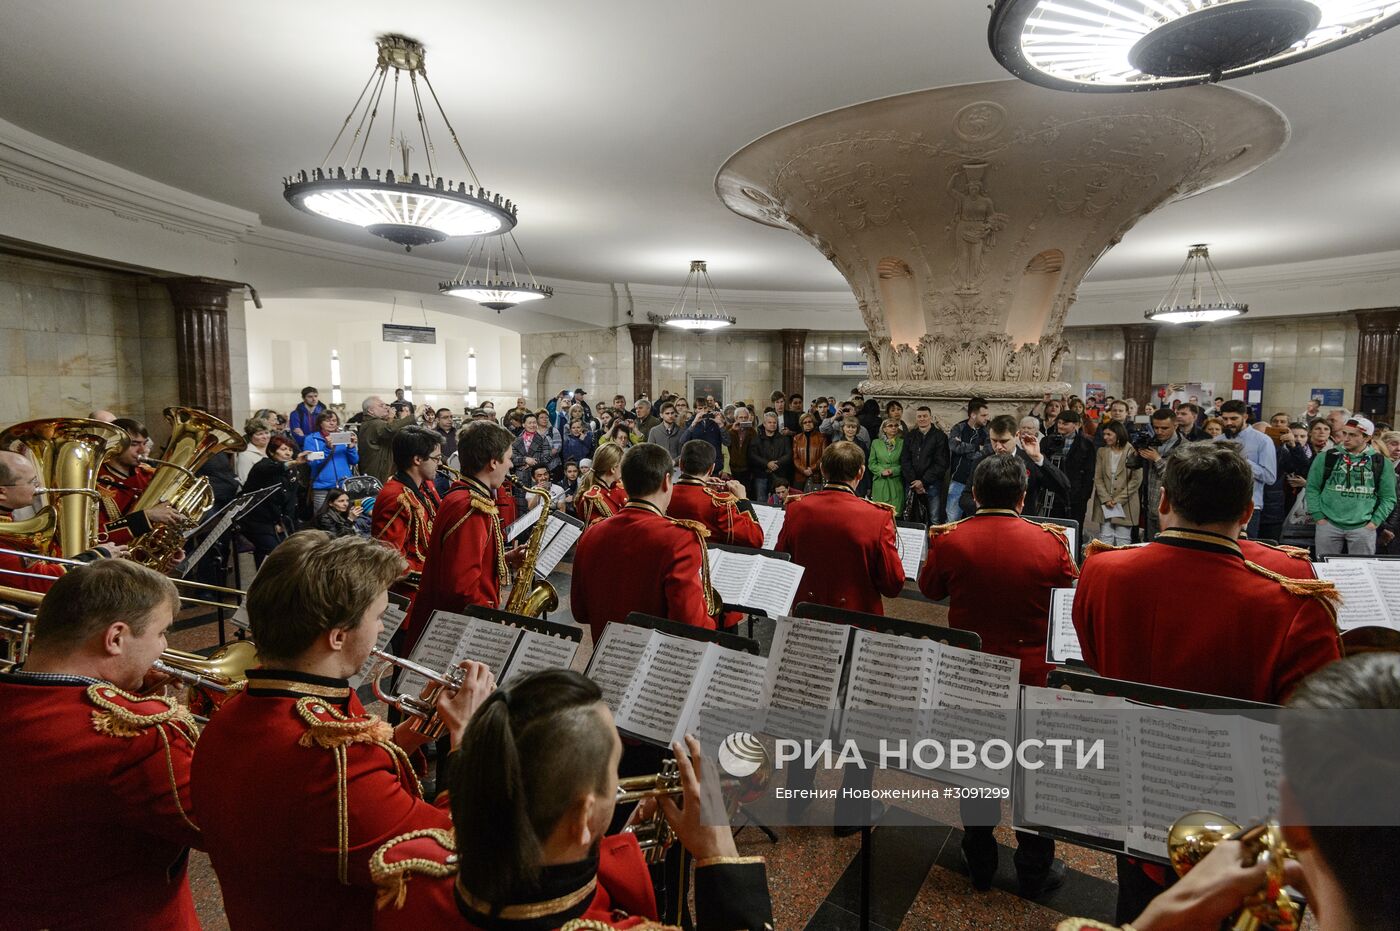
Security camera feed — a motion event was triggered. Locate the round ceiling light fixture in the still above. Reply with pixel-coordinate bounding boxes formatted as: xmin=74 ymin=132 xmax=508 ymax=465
xmin=648 ymin=261 xmax=737 ymax=331
xmin=1146 ymin=244 xmax=1249 ymax=324
xmin=440 ymin=233 xmax=553 ymax=312
xmin=988 ymin=0 xmax=1400 ymax=91
xmin=284 ymin=34 xmax=518 ymax=250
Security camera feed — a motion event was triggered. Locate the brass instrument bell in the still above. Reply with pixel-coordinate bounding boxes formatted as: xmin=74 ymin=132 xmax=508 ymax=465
xmin=367 ymin=648 xmax=466 ymax=740
xmin=1167 ymin=810 xmax=1300 ymax=931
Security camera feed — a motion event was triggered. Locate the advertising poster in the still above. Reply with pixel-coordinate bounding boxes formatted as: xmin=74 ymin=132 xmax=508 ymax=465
xmin=1151 ymin=382 xmax=1215 ymax=410
xmin=1310 ymin=388 xmax=1345 ymax=407
xmin=1081 ymin=383 xmax=1107 ymax=406
xmin=1231 ymin=362 xmax=1266 ymax=421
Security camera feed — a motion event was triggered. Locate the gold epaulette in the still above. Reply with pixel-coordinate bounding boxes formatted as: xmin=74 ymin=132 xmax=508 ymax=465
xmin=1034 ymin=520 xmax=1068 ymax=536
xmin=1254 ymin=540 xmax=1313 ymax=561
xmin=706 ymin=489 xmax=738 ymax=506
xmin=1054 ymin=921 xmax=1123 ymax=931
xmin=466 ymin=491 xmax=499 ymax=517
xmin=370 ymin=828 xmax=457 ymax=910
xmin=86 ymin=683 xmax=198 ymax=738
xmin=580 ymin=486 xmax=605 ymax=500
xmin=783 ymin=492 xmax=804 ymax=503
xmin=868 ymin=500 xmax=897 ymax=513
xmin=295 ymin=696 xmax=395 ymax=749
xmin=1083 ymin=538 xmax=1127 ymax=560
xmin=1244 ymin=561 xmax=1342 ymax=608
xmin=927 ymin=518 xmax=967 ymax=537
xmin=669 ymin=517 xmax=712 ymax=539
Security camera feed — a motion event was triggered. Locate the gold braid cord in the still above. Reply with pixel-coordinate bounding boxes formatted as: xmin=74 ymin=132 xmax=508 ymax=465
xmin=671 ymin=518 xmax=721 ymax=616
xmin=463 ymin=491 xmax=508 ymax=589
xmin=1083 ymin=538 xmax=1125 ymax=560
xmin=294 ymin=697 xmax=424 ymax=884
xmin=1032 ymin=520 xmax=1079 ymax=574
xmin=369 ymin=827 xmax=458 ymax=910
xmin=86 ymin=683 xmax=199 ymax=738
xmin=1243 ymin=561 xmax=1342 ymax=626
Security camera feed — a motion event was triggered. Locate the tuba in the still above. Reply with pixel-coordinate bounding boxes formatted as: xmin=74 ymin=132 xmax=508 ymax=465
xmin=127 ymin=408 xmax=247 ymax=569
xmin=501 ymin=488 xmax=559 ymax=618
xmin=1167 ymin=810 xmax=1300 ymax=931
xmin=0 ymin=418 xmax=127 ymax=556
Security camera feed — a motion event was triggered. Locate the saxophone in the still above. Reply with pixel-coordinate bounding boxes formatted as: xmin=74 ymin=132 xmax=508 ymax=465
xmin=126 ymin=408 xmax=246 ymax=569
xmin=502 ymin=489 xmax=560 ymax=618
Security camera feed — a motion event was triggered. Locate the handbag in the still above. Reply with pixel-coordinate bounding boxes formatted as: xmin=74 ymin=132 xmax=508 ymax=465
xmin=903 ymin=491 xmax=931 ymax=524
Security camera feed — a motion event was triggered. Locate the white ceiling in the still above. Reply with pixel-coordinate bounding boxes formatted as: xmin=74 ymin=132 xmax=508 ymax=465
xmin=1 ymin=0 xmax=1398 ymax=293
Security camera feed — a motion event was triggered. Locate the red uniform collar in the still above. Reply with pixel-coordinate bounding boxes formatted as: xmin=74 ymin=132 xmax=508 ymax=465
xmin=819 ymin=483 xmax=857 ymax=496
xmin=1153 ymin=527 xmax=1242 ymax=557
xmin=624 ymin=500 xmax=665 ymax=517
xmin=973 ymin=508 xmax=1021 ymax=518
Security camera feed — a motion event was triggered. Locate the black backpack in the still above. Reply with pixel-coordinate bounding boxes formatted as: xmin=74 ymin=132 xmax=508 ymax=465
xmin=1320 ymin=447 xmax=1385 ymax=489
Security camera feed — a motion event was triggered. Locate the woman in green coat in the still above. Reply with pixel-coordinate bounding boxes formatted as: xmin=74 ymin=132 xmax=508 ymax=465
xmin=868 ymin=418 xmax=905 ymax=512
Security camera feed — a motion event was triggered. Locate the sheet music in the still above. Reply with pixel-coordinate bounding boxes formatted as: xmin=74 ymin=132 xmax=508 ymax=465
xmin=895 ymin=524 xmax=927 ymax=580
xmin=506 ymin=503 xmax=544 ymax=543
xmin=841 ymin=628 xmax=934 ymax=753
xmin=1125 ymin=706 xmax=1252 ymax=860
xmin=751 ymin=503 xmax=786 ymax=550
xmin=1047 ymin=588 xmax=1083 ymax=665
xmin=1015 ymin=687 xmax=1130 ymax=845
xmin=680 ymin=648 xmax=768 ymax=748
xmin=461 ymin=620 xmax=528 ymax=680
xmin=501 ymin=628 xmax=580 ymax=685
xmin=614 ymin=634 xmax=709 ymax=745
xmin=177 ymin=485 xmax=280 ymax=572
xmin=762 ymin=616 xmax=849 ymax=742
xmin=1312 ymin=561 xmax=1395 ymax=631
xmin=399 ymin=610 xmax=476 ymax=699
xmin=534 ymin=514 xmax=584 ymax=577
xmin=350 ymin=606 xmax=407 ymax=689
xmin=707 ymin=549 xmax=804 ymax=618
xmin=922 ymin=645 xmax=1020 ymax=787
xmin=585 ymin=623 xmax=655 ymax=712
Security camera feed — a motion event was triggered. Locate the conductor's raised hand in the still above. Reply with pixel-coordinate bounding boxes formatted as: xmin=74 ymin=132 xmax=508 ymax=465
xmin=658 ymin=734 xmax=738 ymax=862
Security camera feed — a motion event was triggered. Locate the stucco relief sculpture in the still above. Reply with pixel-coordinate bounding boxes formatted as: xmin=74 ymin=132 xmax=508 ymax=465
xmin=716 ymin=80 xmax=1288 ymax=422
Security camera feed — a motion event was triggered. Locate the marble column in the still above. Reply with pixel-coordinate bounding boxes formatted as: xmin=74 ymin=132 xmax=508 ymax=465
xmin=1352 ymin=308 xmax=1400 ymax=425
xmin=1121 ymin=324 xmax=1158 ymax=409
xmin=627 ymin=323 xmax=657 ymax=401
xmin=164 ymin=277 xmax=235 ymax=424
xmin=780 ymin=329 xmax=807 ymax=400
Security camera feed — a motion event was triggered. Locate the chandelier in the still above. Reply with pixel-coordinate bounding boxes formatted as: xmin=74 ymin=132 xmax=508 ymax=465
xmin=988 ymin=0 xmax=1400 ymax=91
xmin=1146 ymin=244 xmax=1249 ymax=324
xmin=440 ymin=233 xmax=554 ymax=311
xmin=283 ymin=34 xmax=517 ymax=251
xmin=648 ymin=261 xmax=736 ymax=331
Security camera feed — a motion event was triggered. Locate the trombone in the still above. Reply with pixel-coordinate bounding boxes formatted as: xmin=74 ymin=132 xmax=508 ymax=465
xmin=0 ymin=546 xmax=247 ymax=610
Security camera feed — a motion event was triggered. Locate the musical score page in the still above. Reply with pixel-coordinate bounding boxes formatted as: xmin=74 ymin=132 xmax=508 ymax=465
xmin=750 ymin=503 xmax=786 ymax=551
xmin=680 ymin=648 xmax=768 ymax=747
xmin=895 ymin=524 xmax=927 ymax=580
xmin=614 ymin=634 xmax=709 ymax=745
xmin=707 ymin=549 xmax=804 ymax=618
xmin=841 ymin=628 xmax=935 ymax=753
xmin=506 ymin=503 xmax=544 ymax=543
xmin=1312 ymin=561 xmax=1395 ymax=631
xmin=349 ymin=605 xmax=407 ymax=690
xmin=1046 ymin=588 xmax=1083 ymax=665
xmin=501 ymin=628 xmax=580 ymax=685
xmin=921 ymin=645 xmax=1019 ymax=787
xmin=762 ymin=616 xmax=849 ymax=742
xmin=585 ymin=623 xmax=654 ymax=713
xmin=398 ymin=610 xmax=478 ymax=699
xmin=1014 ymin=687 xmax=1130 ymax=845
xmin=534 ymin=513 xmax=584 ymax=577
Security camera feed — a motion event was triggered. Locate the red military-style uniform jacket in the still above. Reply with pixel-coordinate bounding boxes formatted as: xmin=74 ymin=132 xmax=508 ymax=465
xmin=571 ymin=501 xmax=716 ymax=643
xmin=0 ymin=672 xmax=202 ymax=931
xmin=1239 ymin=537 xmax=1316 ymax=579
xmin=577 ymin=479 xmax=628 ymax=526
xmin=371 ymin=829 xmax=774 ymax=931
xmin=776 ymin=484 xmax=904 ymax=615
xmin=496 ymin=478 xmax=519 ymax=530
xmin=667 ymin=477 xmax=764 ymax=548
xmin=372 ymin=472 xmax=442 ymax=580
xmin=190 ymin=668 xmax=452 ymax=931
xmin=1073 ymin=528 xmax=1341 ymax=704
xmin=917 ymin=509 xmax=1078 ymax=687
xmin=96 ymin=460 xmax=156 ymax=545
xmin=402 ymin=476 xmax=508 ymax=652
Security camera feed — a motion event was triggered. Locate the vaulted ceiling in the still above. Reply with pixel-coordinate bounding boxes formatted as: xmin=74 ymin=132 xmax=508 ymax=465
xmin=1 ymin=0 xmax=1397 ymax=292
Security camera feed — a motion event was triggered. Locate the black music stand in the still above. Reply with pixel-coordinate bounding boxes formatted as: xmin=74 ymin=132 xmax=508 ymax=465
xmin=710 ymin=542 xmax=795 ymax=639
xmin=791 ymin=603 xmax=982 ymax=931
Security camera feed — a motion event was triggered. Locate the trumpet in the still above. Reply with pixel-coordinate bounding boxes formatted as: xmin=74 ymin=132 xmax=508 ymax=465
xmin=0 ymin=599 xmax=37 ymax=671
xmin=1168 ymin=810 xmax=1300 ymax=931
xmin=367 ymin=648 xmax=466 ymax=740
xmin=616 ymin=735 xmax=773 ymax=863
